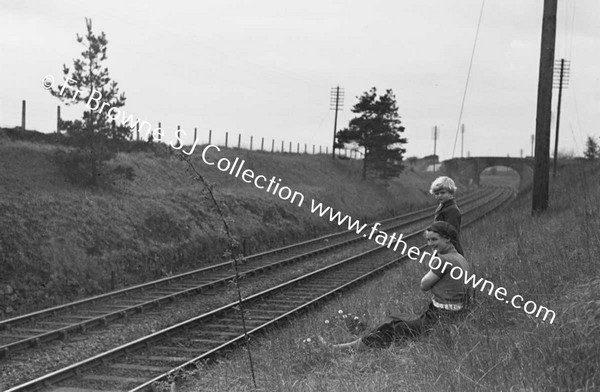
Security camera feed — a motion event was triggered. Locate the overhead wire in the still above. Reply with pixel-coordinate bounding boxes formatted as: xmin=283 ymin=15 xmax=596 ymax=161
xmin=451 ymin=0 xmax=486 ymax=158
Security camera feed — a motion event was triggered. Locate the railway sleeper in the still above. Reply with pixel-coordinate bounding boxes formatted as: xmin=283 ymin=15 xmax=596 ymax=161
xmin=109 ymin=363 xmax=173 ymax=373
xmin=194 ymin=323 xmax=247 ymax=332
xmin=207 ymin=320 xmax=263 ymax=330
xmin=80 ymin=374 xmax=149 ymax=384
xmin=171 ymin=336 xmax=225 ymax=346
xmin=132 ymin=354 xmax=192 ymax=363
xmin=190 ymin=330 xmax=243 ymax=339
xmin=14 ymin=327 xmax=50 ymax=334
xmin=217 ymin=316 xmax=273 ymax=324
xmin=36 ymin=321 xmax=77 ymax=328
xmin=153 ymin=345 xmax=209 ymax=354
xmin=0 ymin=332 xmax=36 ymax=339
xmin=244 ymin=306 xmax=290 ymax=314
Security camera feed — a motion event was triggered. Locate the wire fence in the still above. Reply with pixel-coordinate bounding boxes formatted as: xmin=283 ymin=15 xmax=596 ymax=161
xmin=11 ymin=100 xmax=364 ymax=159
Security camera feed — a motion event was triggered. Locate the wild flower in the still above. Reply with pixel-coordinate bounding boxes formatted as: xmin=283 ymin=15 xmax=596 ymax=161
xmin=323 ymin=309 xmax=368 ymax=336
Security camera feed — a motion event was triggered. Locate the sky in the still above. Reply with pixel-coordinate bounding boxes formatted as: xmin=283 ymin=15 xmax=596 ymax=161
xmin=1 ymin=0 xmax=598 ymax=160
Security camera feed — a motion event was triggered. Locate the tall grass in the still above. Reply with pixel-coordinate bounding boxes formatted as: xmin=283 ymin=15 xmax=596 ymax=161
xmin=175 ymin=161 xmax=600 ymax=392
xmin=0 ymin=138 xmax=439 ymax=315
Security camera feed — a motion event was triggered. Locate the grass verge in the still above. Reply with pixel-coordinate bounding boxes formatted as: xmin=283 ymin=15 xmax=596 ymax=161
xmin=171 ymin=161 xmax=599 ymax=392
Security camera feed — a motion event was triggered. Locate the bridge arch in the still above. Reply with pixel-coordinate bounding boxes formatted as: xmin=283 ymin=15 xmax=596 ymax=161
xmin=440 ymin=157 xmax=534 ymax=191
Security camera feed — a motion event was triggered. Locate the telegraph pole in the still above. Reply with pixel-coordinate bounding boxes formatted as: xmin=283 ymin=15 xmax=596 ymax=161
xmin=432 ymin=125 xmax=439 ymax=172
xmin=552 ymin=58 xmax=570 ymax=177
xmin=461 ymin=124 xmax=465 ymax=158
xmin=330 ymin=86 xmax=344 ymax=159
xmin=532 ymin=0 xmax=557 ymax=214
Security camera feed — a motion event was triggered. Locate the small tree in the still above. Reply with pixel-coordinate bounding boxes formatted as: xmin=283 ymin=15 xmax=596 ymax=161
xmin=50 ymin=18 xmax=129 ymax=185
xmin=336 ymin=87 xmax=407 ymax=179
xmin=584 ymin=136 xmax=599 ymax=160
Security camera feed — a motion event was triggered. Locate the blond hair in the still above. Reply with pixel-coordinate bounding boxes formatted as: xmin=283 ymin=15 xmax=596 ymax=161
xmin=429 ymin=176 xmax=457 ymax=194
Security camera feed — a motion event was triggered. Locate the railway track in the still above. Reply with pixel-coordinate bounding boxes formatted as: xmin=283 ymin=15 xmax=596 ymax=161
xmin=3 ymin=186 xmax=513 ymax=392
xmin=0 ymin=187 xmax=491 ymax=359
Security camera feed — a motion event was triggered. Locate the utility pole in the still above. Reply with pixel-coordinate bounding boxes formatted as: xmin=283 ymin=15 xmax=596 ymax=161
xmin=330 ymin=86 xmax=344 ymax=159
xmin=432 ymin=125 xmax=439 ymax=172
xmin=530 ymin=134 xmax=534 ymax=157
xmin=57 ymin=105 xmax=61 ymax=133
xmin=461 ymin=124 xmax=465 ymax=159
xmin=21 ymin=100 xmax=26 ymax=130
xmin=532 ymin=0 xmax=557 ymax=215
xmin=552 ymin=58 xmax=570 ymax=177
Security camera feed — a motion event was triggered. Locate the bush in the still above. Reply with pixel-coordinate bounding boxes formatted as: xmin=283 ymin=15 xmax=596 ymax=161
xmin=54 ymin=148 xmax=136 ymax=186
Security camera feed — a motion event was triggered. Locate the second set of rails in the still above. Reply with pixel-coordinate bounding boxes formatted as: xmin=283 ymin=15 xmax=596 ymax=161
xmin=0 ymin=187 xmax=491 ymax=356
xmin=2 ymin=186 xmax=513 ymax=391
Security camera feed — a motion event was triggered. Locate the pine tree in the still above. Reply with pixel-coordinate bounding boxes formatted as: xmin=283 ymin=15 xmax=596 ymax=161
xmin=583 ymin=136 xmax=599 ymax=160
xmin=336 ymin=87 xmax=407 ymax=179
xmin=49 ymin=18 xmax=129 ymax=185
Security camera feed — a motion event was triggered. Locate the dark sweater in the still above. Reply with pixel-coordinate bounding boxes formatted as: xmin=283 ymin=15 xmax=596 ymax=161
xmin=434 ymin=199 xmax=464 ymax=255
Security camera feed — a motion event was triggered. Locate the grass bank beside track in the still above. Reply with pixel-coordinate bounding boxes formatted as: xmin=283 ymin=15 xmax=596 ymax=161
xmin=173 ymin=162 xmax=599 ymax=392
xmin=0 ymin=188 xmax=508 ymax=391
xmin=0 ymin=134 xmax=446 ymax=317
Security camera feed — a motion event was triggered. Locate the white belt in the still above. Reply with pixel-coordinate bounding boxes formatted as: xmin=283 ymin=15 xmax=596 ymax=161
xmin=433 ymin=299 xmax=463 ymax=311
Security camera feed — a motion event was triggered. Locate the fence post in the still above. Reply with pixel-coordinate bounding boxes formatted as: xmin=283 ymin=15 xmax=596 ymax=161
xmin=56 ymin=105 xmax=61 ymax=133
xmin=281 ymin=140 xmax=284 ymax=152
xmin=136 ymin=123 xmax=140 ymax=140
xmin=194 ymin=127 xmax=197 ymax=143
xmin=21 ymin=100 xmax=26 ymax=130
xmin=225 ymin=131 xmax=228 ymax=147
xmin=304 ymin=144 xmax=307 ymax=154
xmin=209 ymin=129 xmax=212 ymax=144
xmin=326 ymin=146 xmax=328 ymax=155
xmin=297 ymin=143 xmax=299 ymax=154
xmin=238 ymin=133 xmax=241 ymax=148
xmin=250 ymin=136 xmax=253 ymax=150
xmin=261 ymin=137 xmax=264 ymax=151
xmin=271 ymin=139 xmax=274 ymax=152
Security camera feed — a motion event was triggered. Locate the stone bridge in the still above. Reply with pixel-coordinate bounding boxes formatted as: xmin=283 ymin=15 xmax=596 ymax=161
xmin=440 ymin=157 xmax=534 ymax=189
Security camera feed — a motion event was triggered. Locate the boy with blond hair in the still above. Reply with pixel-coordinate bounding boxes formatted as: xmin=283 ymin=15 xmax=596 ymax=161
xmin=429 ymin=176 xmax=464 ymax=255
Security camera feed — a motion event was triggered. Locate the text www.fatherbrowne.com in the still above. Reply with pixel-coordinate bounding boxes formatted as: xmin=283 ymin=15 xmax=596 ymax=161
xmin=41 ymin=75 xmax=557 ymax=324
xmin=196 ymin=144 xmax=556 ymax=324
xmin=309 ymin=199 xmax=556 ymax=324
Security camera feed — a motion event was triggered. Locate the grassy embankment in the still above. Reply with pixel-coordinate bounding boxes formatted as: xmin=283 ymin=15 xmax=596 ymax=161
xmin=0 ymin=130 xmax=443 ymax=316
xmin=173 ymin=161 xmax=599 ymax=392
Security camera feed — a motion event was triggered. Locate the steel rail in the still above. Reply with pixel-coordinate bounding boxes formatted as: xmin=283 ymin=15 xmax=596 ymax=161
xmin=3 ymin=187 xmax=511 ymax=392
xmin=1 ymin=187 xmax=489 ymax=327
xmin=0 ymin=188 xmax=493 ymax=358
xmin=133 ymin=187 xmax=513 ymax=392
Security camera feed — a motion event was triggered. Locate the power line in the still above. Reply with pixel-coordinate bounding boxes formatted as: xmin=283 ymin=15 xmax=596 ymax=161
xmin=451 ymin=0 xmax=486 ymax=158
